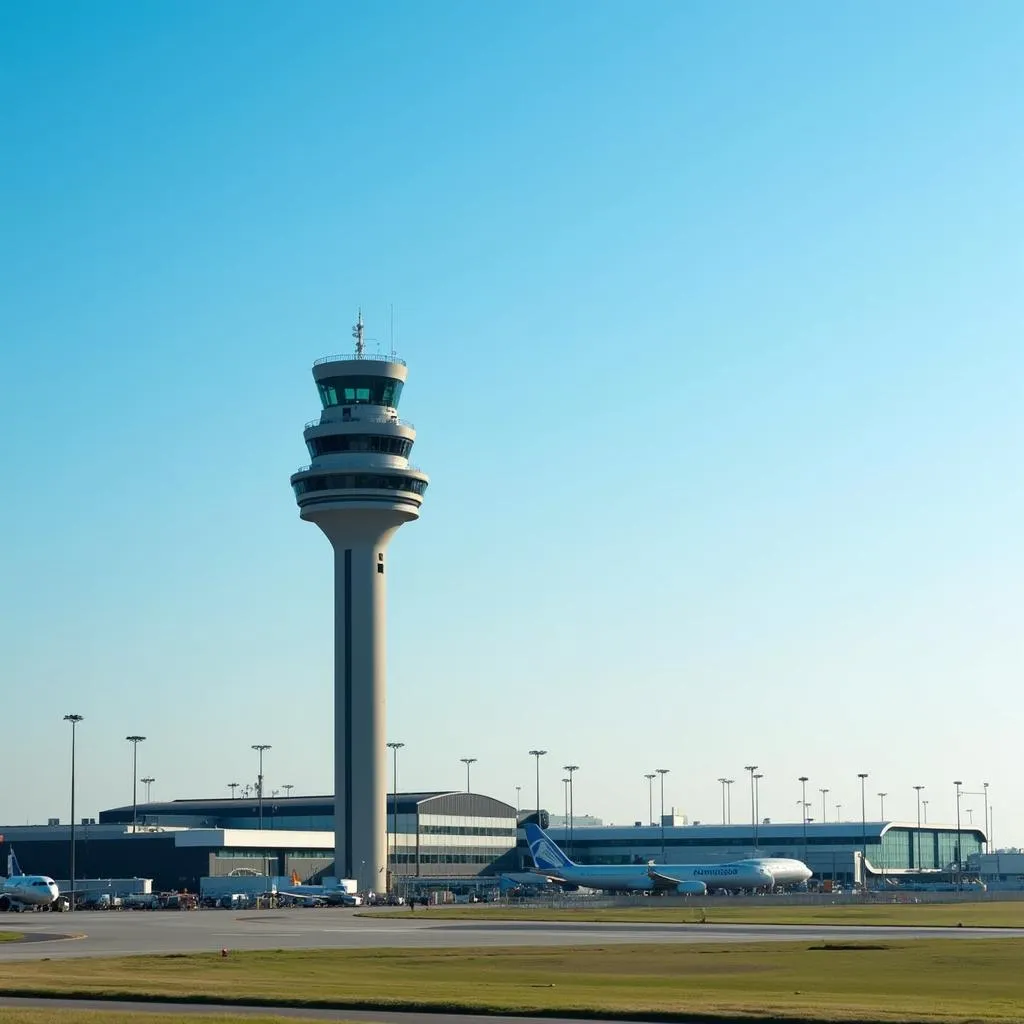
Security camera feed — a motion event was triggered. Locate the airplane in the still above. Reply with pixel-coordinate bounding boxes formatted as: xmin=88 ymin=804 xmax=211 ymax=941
xmin=524 ymin=824 xmax=809 ymax=893
xmin=0 ymin=849 xmax=67 ymax=912
xmin=733 ymin=854 xmax=814 ymax=887
xmin=276 ymin=872 xmax=363 ymax=907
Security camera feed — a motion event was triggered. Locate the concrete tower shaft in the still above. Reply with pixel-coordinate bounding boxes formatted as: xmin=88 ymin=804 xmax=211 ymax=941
xmin=290 ymin=324 xmax=427 ymax=894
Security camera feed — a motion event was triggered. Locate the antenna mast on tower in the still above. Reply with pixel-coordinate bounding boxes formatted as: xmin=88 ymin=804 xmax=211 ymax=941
xmin=353 ymin=309 xmax=365 ymax=357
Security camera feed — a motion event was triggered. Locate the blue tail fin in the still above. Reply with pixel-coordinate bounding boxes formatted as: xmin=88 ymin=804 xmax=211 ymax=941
xmin=7 ymin=848 xmax=23 ymax=878
xmin=524 ymin=823 xmax=574 ymax=870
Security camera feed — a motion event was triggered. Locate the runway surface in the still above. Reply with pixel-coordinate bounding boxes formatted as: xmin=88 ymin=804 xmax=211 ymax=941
xmin=1 ymin=908 xmax=1024 ymax=961
xmin=0 ymin=997 xmax=669 ymax=1023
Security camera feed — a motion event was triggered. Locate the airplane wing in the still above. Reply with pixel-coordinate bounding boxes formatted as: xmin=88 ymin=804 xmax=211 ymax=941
xmin=533 ymin=870 xmax=568 ymax=883
xmin=277 ymin=889 xmax=326 ymax=904
xmin=646 ymin=867 xmax=688 ymax=886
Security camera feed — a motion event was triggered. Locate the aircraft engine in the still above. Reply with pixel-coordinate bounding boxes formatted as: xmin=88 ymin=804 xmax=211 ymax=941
xmin=676 ymin=881 xmax=707 ymax=895
xmin=0 ymin=894 xmax=10 ymax=912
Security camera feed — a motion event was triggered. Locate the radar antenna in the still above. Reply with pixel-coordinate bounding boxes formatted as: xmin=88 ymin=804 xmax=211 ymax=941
xmin=353 ymin=309 xmax=365 ymax=357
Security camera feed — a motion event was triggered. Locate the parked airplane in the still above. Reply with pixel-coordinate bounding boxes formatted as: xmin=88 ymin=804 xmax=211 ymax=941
xmin=276 ymin=878 xmax=363 ymax=906
xmin=733 ymin=854 xmax=814 ymax=887
xmin=0 ymin=850 xmax=67 ymax=912
xmin=524 ymin=825 xmax=809 ymax=893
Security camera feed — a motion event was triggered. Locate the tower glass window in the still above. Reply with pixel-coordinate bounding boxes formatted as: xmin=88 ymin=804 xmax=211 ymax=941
xmin=293 ymin=473 xmax=427 ymax=498
xmin=317 ymin=376 xmax=404 ymax=409
xmin=306 ymin=434 xmax=413 ymax=459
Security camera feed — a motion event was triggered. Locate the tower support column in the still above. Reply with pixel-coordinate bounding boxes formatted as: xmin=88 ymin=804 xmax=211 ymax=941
xmin=325 ymin=515 xmax=403 ymax=894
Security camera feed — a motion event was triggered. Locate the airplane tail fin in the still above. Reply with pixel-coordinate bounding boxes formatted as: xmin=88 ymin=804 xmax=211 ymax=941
xmin=7 ymin=848 xmax=23 ymax=878
xmin=523 ymin=823 xmax=575 ymax=870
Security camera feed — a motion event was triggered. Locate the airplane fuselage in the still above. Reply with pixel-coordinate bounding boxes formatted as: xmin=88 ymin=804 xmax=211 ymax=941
xmin=553 ymin=861 xmax=771 ymax=892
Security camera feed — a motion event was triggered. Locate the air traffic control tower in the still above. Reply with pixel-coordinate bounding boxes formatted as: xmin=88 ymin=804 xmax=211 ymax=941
xmin=290 ymin=313 xmax=428 ymax=893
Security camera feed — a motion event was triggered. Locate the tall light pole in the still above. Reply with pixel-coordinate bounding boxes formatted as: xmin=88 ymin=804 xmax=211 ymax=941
xmin=798 ymin=776 xmax=809 ymax=863
xmin=283 ymin=784 xmax=294 ymax=798
xmin=228 ymin=782 xmax=239 ymax=799
xmin=819 ymin=788 xmax=829 ymax=824
xmin=528 ymin=750 xmax=547 ymax=824
xmin=63 ymin=714 xmax=83 ymax=912
xmin=913 ymin=785 xmax=924 ymax=870
xmin=754 ymin=774 xmax=764 ymax=843
xmin=954 ymin=780 xmax=963 ymax=891
xmin=983 ymin=782 xmax=990 ymax=854
xmin=744 ymin=765 xmax=758 ymax=856
xmin=562 ymin=777 xmax=570 ymax=830
xmin=718 ymin=777 xmax=728 ymax=825
xmin=140 ymin=776 xmax=155 ymax=803
xmin=877 ymin=791 xmax=888 ymax=880
xmin=563 ymin=765 xmax=579 ymax=860
xmin=460 ymin=757 xmax=477 ymax=793
xmin=386 ymin=742 xmax=403 ymax=891
xmin=252 ymin=744 xmax=271 ymax=830
xmin=836 ymin=803 xmax=842 ymax=822
xmin=644 ymin=773 xmax=656 ymax=826
xmin=857 ymin=772 xmax=869 ymax=887
xmin=515 ymin=785 xmax=521 ymax=816
xmin=126 ymin=736 xmax=146 ymax=833
xmin=724 ymin=778 xmax=734 ymax=824
xmin=656 ymin=768 xmax=670 ymax=860
xmin=923 ymin=799 xmax=929 ymax=823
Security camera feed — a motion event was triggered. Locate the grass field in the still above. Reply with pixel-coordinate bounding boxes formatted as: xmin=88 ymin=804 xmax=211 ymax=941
xmin=1 ymin=940 xmax=1023 ymax=1022
xmin=0 ymin=931 xmax=25 ymax=942
xmin=366 ymin=900 xmax=1024 ymax=928
xmin=0 ymin=1013 xmax=330 ymax=1024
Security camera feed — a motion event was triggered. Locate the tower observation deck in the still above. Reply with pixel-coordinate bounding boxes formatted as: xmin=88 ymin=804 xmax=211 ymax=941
xmin=290 ymin=312 xmax=428 ymax=893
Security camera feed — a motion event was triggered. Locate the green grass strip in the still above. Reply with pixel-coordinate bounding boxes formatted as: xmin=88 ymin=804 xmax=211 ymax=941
xmin=1 ymin=940 xmax=1024 ymax=1022
xmin=0 ymin=1013 xmax=334 ymax=1024
xmin=365 ymin=901 xmax=1024 ymax=927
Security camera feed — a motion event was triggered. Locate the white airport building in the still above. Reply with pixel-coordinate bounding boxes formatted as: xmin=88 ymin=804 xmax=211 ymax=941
xmin=0 ymin=793 xmax=985 ymax=895
xmin=545 ymin=820 xmax=987 ymax=887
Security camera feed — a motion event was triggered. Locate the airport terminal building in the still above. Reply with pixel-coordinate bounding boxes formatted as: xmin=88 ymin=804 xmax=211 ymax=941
xmin=544 ymin=821 xmax=987 ymax=886
xmin=1 ymin=792 xmax=984 ymax=893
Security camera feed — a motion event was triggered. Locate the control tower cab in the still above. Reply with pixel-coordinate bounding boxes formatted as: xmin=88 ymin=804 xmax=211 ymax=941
xmin=290 ymin=312 xmax=428 ymax=893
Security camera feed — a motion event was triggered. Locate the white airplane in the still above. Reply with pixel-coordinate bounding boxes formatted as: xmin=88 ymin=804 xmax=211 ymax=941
xmin=276 ymin=873 xmax=362 ymax=907
xmin=0 ymin=850 xmax=66 ymax=912
xmin=524 ymin=825 xmax=810 ymax=893
xmin=734 ymin=854 xmax=814 ymax=887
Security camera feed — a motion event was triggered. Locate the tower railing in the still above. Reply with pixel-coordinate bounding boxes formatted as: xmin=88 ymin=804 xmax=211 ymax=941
xmin=293 ymin=463 xmax=425 ymax=475
xmin=304 ymin=416 xmax=415 ymax=430
xmin=314 ymin=352 xmax=407 ymax=366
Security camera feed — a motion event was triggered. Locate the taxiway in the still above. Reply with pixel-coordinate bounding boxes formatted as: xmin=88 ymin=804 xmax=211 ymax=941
xmin=1 ymin=908 xmax=1024 ymax=961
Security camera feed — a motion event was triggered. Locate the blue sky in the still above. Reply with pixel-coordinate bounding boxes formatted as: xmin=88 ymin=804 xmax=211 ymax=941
xmin=1 ymin=1 xmax=1022 ymax=842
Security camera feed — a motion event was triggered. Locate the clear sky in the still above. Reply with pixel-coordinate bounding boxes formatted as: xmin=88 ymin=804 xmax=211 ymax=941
xmin=2 ymin=1 xmax=1022 ymax=844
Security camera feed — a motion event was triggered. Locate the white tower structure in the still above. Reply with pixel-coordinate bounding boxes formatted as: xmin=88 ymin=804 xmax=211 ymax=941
xmin=290 ymin=311 xmax=428 ymax=893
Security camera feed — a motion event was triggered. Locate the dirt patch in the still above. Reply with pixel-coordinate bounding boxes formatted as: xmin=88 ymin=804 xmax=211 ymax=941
xmin=809 ymin=943 xmax=893 ymax=951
